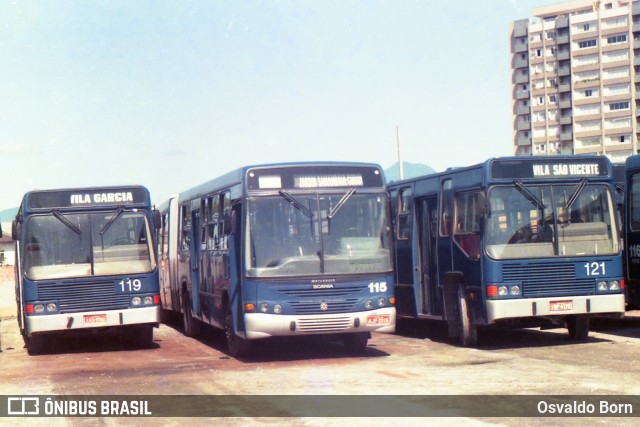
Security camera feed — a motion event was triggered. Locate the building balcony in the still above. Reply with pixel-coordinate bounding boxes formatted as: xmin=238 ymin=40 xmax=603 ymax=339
xmin=559 ymin=99 xmax=572 ymax=109
xmin=559 ymin=83 xmax=571 ymax=92
xmin=516 ymin=104 xmax=530 ymax=115
xmin=517 ymin=120 xmax=531 ymax=131
xmin=560 ymin=131 xmax=573 ymax=141
xmin=516 ymin=90 xmax=530 ymax=100
xmin=560 ymin=115 xmax=572 ymax=125
xmin=558 ymin=66 xmax=571 ymax=76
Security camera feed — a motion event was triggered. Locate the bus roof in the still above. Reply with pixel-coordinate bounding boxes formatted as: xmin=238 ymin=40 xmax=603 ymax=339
xmin=21 ymin=185 xmax=151 ymax=212
xmin=176 ymin=161 xmax=386 ymax=203
xmin=625 ymin=154 xmax=640 ymax=172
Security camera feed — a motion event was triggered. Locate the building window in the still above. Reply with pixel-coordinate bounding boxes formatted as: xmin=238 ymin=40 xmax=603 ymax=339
xmin=620 ymin=135 xmax=626 ymax=143
xmin=578 ymin=39 xmax=597 ymax=48
xmin=607 ymin=34 xmax=627 ymax=44
xmin=583 ymin=23 xmax=590 ymax=31
xmin=609 ymin=101 xmax=630 ymax=111
xmin=549 ymin=95 xmax=557 ymax=104
xmin=585 ymin=89 xmax=593 ymax=97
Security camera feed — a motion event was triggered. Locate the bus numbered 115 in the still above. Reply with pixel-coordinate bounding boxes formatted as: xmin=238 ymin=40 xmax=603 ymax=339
xmin=157 ymin=162 xmax=396 ymax=357
xmin=12 ymin=186 xmax=161 ymax=354
xmin=389 ymin=156 xmax=624 ymax=346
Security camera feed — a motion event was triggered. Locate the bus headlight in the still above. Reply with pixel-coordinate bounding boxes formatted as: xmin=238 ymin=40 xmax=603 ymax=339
xmin=365 ymin=300 xmax=373 ymax=309
xmin=510 ymin=285 xmax=521 ymax=296
xmin=132 ymin=297 xmax=142 ymax=306
xmin=34 ymin=304 xmax=45 ymax=313
xmin=260 ymin=303 xmax=269 ymax=313
xmin=46 ymin=303 xmax=57 ymax=312
xmin=378 ymin=297 xmax=385 ymax=307
xmin=143 ymin=296 xmax=154 ymax=305
xmin=609 ymin=280 xmax=620 ymax=291
xmin=498 ymin=286 xmax=508 ymax=296
xmin=273 ymin=304 xmax=282 ymax=314
xmin=597 ymin=281 xmax=608 ymax=291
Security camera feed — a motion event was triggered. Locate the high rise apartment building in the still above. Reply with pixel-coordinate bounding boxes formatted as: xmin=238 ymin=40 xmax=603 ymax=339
xmin=510 ymin=0 xmax=640 ymax=161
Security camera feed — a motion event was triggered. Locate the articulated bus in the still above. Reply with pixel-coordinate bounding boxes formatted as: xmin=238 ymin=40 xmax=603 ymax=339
xmin=157 ymin=162 xmax=395 ymax=356
xmin=389 ymin=156 xmax=624 ymax=346
xmin=12 ymin=186 xmax=161 ymax=354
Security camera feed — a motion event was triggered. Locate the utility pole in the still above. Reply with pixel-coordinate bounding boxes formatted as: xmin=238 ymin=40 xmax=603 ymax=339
xmin=396 ymin=125 xmax=404 ymax=180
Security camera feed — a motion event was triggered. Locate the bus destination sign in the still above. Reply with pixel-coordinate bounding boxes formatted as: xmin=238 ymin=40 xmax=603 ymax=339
xmin=293 ymin=175 xmax=364 ymax=189
xmin=491 ymin=158 xmax=609 ymax=180
xmin=27 ymin=187 xmax=149 ymax=210
xmin=247 ymin=165 xmax=384 ymax=190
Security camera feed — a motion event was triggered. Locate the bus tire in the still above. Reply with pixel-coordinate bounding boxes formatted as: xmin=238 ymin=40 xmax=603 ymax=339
xmin=25 ymin=334 xmax=45 ymax=355
xmin=566 ymin=315 xmax=589 ymax=340
xmin=182 ymin=293 xmax=201 ymax=337
xmin=343 ymin=332 xmax=369 ymax=354
xmin=225 ymin=305 xmax=251 ymax=358
xmin=457 ymin=285 xmax=478 ymax=347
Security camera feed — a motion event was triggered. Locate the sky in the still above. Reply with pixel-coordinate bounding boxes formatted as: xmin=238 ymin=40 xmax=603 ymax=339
xmin=0 ymin=0 xmax=562 ymax=210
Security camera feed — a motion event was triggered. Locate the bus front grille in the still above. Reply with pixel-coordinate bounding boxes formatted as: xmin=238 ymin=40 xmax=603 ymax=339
xmin=502 ymin=262 xmax=595 ymax=297
xmin=296 ymin=316 xmax=352 ymax=333
xmin=289 ymin=299 xmax=358 ymax=315
xmin=278 ymin=285 xmax=366 ymax=298
xmin=38 ymin=280 xmax=129 ymax=313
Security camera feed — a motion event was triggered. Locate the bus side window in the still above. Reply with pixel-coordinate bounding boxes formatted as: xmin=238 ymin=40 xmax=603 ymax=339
xmin=207 ymin=195 xmax=220 ymax=250
xmin=454 ymin=191 xmax=481 ymax=260
xmin=397 ymin=187 xmax=412 ymax=240
xmin=440 ymin=179 xmax=453 ymax=237
xmin=220 ymin=191 xmax=231 ymax=250
xmin=180 ymin=204 xmax=191 ymax=251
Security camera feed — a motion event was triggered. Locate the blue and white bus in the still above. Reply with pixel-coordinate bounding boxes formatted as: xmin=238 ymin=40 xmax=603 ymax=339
xmin=157 ymin=162 xmax=396 ymax=356
xmin=12 ymin=186 xmax=161 ymax=354
xmin=389 ymin=156 xmax=624 ymax=346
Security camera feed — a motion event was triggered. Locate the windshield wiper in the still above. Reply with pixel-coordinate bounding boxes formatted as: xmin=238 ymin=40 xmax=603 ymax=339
xmin=99 ymin=206 xmax=125 ymax=236
xmin=514 ymin=181 xmax=546 ymax=211
xmin=327 ymin=189 xmax=356 ymax=219
xmin=52 ymin=210 xmax=82 ymax=235
xmin=278 ymin=190 xmax=313 ymax=218
xmin=565 ymin=179 xmax=588 ymax=211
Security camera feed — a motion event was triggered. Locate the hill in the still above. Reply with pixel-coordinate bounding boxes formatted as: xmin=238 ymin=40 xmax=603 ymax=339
xmin=385 ymin=161 xmax=436 ymax=183
xmin=0 ymin=207 xmax=18 ymax=222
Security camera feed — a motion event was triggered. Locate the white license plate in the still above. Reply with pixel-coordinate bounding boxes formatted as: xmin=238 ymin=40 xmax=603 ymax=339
xmin=549 ymin=300 xmax=573 ymax=311
xmin=83 ymin=314 xmax=107 ymax=324
xmin=366 ymin=315 xmax=391 ymax=326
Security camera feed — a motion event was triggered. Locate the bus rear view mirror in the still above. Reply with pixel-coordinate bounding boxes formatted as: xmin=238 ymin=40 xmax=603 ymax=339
xmin=153 ymin=209 xmax=161 ymax=231
xmin=11 ymin=220 xmax=20 ymax=241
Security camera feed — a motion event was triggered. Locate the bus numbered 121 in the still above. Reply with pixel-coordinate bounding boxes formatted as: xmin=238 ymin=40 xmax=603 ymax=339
xmin=12 ymin=186 xmax=161 ymax=354
xmin=157 ymin=162 xmax=396 ymax=357
xmin=389 ymin=156 xmax=624 ymax=346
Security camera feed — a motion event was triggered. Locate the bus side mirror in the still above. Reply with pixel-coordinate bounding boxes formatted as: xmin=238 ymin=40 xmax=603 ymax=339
xmin=477 ymin=192 xmax=487 ymax=218
xmin=12 ymin=220 xmax=20 ymax=241
xmin=153 ymin=209 xmax=161 ymax=231
xmin=230 ymin=210 xmax=237 ymax=234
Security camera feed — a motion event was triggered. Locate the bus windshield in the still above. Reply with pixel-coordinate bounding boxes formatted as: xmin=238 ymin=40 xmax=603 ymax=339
xmin=485 ymin=183 xmax=618 ymax=259
xmin=24 ymin=210 xmax=156 ymax=280
xmin=246 ymin=192 xmax=391 ymax=277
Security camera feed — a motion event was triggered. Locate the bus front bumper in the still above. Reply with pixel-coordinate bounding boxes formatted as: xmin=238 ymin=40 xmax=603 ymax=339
xmin=486 ymin=294 xmax=625 ymax=324
xmin=244 ymin=307 xmax=396 ymax=339
xmin=25 ymin=306 xmax=160 ymax=336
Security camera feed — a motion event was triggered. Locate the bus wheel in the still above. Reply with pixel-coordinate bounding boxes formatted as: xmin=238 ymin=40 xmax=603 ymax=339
xmin=343 ymin=332 xmax=369 ymax=354
xmin=457 ymin=286 xmax=478 ymax=347
xmin=225 ymin=306 xmax=251 ymax=358
xmin=566 ymin=315 xmax=589 ymax=340
xmin=25 ymin=334 xmax=45 ymax=355
xmin=182 ymin=293 xmax=201 ymax=337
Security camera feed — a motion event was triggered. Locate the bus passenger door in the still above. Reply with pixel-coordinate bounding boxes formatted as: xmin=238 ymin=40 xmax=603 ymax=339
xmin=417 ymin=197 xmax=438 ymax=315
xmin=190 ymin=209 xmax=201 ymax=317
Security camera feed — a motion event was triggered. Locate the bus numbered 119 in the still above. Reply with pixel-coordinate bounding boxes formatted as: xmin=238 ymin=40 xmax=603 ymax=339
xmin=157 ymin=162 xmax=396 ymax=357
xmin=389 ymin=156 xmax=624 ymax=346
xmin=12 ymin=186 xmax=161 ymax=354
